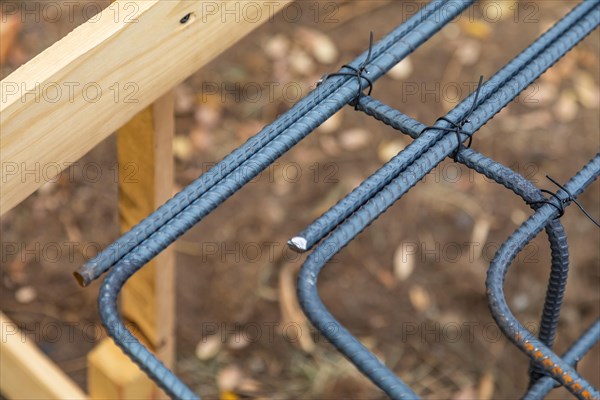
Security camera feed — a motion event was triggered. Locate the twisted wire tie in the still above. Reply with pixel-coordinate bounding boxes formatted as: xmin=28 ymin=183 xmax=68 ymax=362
xmin=420 ymin=75 xmax=485 ymax=161
xmin=318 ymin=32 xmax=374 ymax=110
xmin=530 ymin=175 xmax=600 ymax=227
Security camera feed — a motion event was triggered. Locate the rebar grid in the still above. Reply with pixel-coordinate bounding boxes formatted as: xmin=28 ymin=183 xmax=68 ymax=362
xmin=76 ymin=1 xmax=600 ymax=399
xmin=352 ymin=95 xmax=572 ymax=387
xmin=76 ymin=0 xmax=472 ymax=286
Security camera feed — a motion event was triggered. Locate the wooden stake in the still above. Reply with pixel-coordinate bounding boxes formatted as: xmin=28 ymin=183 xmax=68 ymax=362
xmin=87 ymin=92 xmax=175 ymax=399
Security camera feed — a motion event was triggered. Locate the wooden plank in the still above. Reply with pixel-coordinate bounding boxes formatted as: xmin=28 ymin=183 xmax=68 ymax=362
xmin=87 ymin=92 xmax=175 ymax=399
xmin=0 ymin=0 xmax=290 ymax=215
xmin=0 ymin=312 xmax=87 ymax=399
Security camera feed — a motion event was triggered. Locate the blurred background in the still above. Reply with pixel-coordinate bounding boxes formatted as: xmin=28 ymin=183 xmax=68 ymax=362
xmin=1 ymin=1 xmax=598 ymax=398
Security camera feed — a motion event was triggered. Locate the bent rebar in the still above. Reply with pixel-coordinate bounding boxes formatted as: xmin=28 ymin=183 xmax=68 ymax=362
xmin=76 ymin=0 xmax=474 ymax=286
xmin=486 ymin=154 xmax=600 ymax=399
xmin=99 ymin=256 xmax=199 ymax=399
xmin=289 ymin=0 xmax=600 ymax=253
xmin=86 ymin=2 xmax=476 ymax=398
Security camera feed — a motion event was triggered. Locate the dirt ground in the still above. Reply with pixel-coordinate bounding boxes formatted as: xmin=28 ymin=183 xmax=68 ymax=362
xmin=1 ymin=1 xmax=599 ymax=399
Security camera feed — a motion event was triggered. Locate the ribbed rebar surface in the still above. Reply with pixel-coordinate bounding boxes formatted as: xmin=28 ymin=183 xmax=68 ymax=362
xmin=77 ymin=1 xmax=600 ymax=398
xmin=77 ymin=0 xmax=472 ymax=286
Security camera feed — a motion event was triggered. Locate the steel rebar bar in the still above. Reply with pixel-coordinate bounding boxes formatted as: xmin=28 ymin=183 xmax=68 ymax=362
xmin=76 ymin=0 xmax=473 ymax=286
xmin=289 ymin=0 xmax=599 ymax=253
